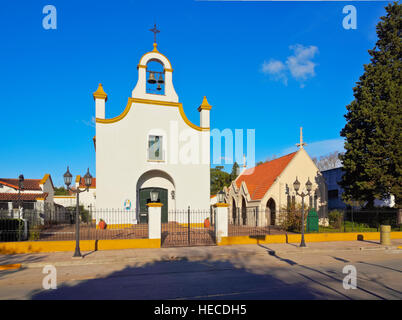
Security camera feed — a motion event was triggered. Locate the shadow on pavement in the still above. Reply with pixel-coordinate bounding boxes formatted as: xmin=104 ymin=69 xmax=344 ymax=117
xmin=28 ymin=254 xmax=344 ymax=300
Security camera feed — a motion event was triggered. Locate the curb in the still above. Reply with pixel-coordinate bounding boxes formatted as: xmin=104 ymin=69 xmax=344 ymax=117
xmin=16 ymin=244 xmax=401 ymax=269
xmin=0 ymin=263 xmax=21 ymax=270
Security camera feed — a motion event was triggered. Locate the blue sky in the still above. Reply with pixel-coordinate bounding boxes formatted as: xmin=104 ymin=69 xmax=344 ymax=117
xmin=0 ymin=1 xmax=392 ymax=186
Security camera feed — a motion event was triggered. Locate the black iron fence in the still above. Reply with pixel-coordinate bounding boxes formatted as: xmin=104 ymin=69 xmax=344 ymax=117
xmin=228 ymin=207 xmax=401 ymax=236
xmin=228 ymin=207 xmax=290 ymax=237
xmin=0 ymin=208 xmax=148 ymax=242
xmin=161 ymin=209 xmax=215 ymax=247
xmin=322 ymin=208 xmax=401 ymax=233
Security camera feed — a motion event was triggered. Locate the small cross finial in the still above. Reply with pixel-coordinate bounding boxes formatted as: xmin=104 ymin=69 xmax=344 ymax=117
xmin=296 ymin=127 xmax=307 ymax=149
xmin=149 ymin=24 xmax=160 ymax=44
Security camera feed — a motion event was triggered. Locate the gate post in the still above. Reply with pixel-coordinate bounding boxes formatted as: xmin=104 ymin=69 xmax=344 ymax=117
xmin=147 ymin=203 xmax=163 ymax=239
xmin=214 ymin=203 xmax=229 ymax=243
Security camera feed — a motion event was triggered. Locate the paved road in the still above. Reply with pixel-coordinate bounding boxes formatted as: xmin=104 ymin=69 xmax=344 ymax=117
xmin=0 ymin=245 xmax=401 ymax=300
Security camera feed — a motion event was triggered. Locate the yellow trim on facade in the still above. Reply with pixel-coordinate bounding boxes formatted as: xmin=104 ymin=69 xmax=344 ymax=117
xmin=96 ymin=98 xmax=133 ymax=124
xmin=39 ymin=174 xmax=50 ymax=185
xmin=197 ymin=96 xmax=212 ymax=112
xmin=139 ymin=46 xmax=173 ymax=71
xmin=93 ymin=83 xmax=108 ymax=101
xmin=132 ymin=98 xmax=181 ymax=107
xmin=95 ymin=97 xmax=210 ymax=131
xmin=146 ymin=203 xmax=164 ymax=207
xmin=164 ymin=68 xmax=173 ymax=72
xmin=137 ymin=64 xmax=147 ymax=69
xmin=214 ymin=203 xmax=229 ymax=207
xmin=75 ymin=175 xmax=81 ymax=184
xmin=178 ymin=103 xmax=210 ymax=132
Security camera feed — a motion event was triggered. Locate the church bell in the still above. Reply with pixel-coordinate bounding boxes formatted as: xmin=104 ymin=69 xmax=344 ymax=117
xmin=157 ymin=74 xmax=164 ymax=84
xmin=157 ymin=83 xmax=162 ymax=91
xmin=147 ymin=72 xmax=156 ymax=84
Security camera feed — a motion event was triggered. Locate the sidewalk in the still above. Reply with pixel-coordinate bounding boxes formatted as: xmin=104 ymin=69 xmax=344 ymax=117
xmin=1 ymin=239 xmax=401 ymax=269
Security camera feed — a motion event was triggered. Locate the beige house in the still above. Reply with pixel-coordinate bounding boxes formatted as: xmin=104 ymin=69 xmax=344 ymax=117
xmin=225 ymin=147 xmax=328 ymax=227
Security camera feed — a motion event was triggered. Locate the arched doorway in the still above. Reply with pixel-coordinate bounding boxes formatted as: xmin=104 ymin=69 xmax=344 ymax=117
xmin=139 ymin=187 xmax=167 ymax=223
xmin=241 ymin=197 xmax=247 ymax=226
xmin=266 ymin=198 xmax=276 ymax=226
xmin=232 ymin=198 xmax=237 ymax=225
xmin=137 ymin=170 xmax=175 ymax=223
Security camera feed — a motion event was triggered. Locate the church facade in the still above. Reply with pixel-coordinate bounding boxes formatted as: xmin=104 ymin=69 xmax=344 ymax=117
xmin=224 ymin=146 xmax=328 ymax=227
xmin=94 ymin=42 xmax=211 ymax=224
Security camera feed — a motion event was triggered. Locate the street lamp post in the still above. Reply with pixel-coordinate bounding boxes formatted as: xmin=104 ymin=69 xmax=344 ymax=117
xmin=18 ymin=174 xmax=24 ymax=219
xmin=293 ymin=177 xmax=312 ymax=247
xmin=63 ymin=166 xmax=93 ymax=258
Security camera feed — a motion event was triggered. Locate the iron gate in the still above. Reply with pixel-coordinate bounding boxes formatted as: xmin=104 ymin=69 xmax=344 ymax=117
xmin=161 ymin=208 xmax=216 ymax=247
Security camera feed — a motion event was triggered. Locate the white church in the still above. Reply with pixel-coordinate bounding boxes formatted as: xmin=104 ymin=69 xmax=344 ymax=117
xmin=94 ymin=37 xmax=211 ymax=224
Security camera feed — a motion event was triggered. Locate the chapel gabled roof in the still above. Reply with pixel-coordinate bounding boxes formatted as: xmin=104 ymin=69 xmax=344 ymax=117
xmin=235 ymin=152 xmax=297 ymax=200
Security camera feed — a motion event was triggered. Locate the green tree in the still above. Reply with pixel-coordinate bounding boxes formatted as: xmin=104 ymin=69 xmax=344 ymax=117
xmin=210 ymin=166 xmax=231 ymax=195
xmin=340 ymin=2 xmax=402 ymax=208
xmin=54 ymin=186 xmax=70 ymax=195
xmin=230 ymin=162 xmax=240 ymax=181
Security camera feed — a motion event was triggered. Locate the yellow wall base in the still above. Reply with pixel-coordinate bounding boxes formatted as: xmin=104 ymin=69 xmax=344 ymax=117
xmin=218 ymin=231 xmax=402 ymax=246
xmin=96 ymin=224 xmax=134 ymax=230
xmin=0 ymin=239 xmax=160 ymax=254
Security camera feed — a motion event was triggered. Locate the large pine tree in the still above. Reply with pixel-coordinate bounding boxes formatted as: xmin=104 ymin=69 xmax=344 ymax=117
xmin=340 ymin=2 xmax=401 ymax=208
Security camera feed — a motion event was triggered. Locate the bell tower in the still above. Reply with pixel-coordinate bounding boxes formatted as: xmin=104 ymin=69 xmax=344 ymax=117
xmin=132 ymin=25 xmax=179 ymax=103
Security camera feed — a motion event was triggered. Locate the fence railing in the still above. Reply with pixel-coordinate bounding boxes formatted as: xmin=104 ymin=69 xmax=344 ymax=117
xmin=227 ymin=207 xmax=401 ymax=237
xmin=161 ymin=209 xmax=215 ymax=247
xmin=0 ymin=208 xmax=148 ymax=242
xmin=228 ymin=208 xmax=290 ymax=237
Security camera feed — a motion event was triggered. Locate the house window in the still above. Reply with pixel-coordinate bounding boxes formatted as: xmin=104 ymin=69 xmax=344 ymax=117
xmin=148 ymin=135 xmax=163 ymax=161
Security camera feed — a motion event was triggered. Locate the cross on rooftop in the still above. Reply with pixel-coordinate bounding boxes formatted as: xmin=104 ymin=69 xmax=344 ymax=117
xmin=296 ymin=127 xmax=307 ymax=149
xmin=149 ymin=24 xmax=160 ymax=43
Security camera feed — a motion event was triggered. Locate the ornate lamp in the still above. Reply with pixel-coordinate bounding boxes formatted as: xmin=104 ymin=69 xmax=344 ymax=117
xmin=217 ymin=190 xmax=225 ymax=203
xmin=63 ymin=166 xmax=72 ymax=188
xmin=83 ymin=168 xmax=93 ymax=189
xmin=150 ymin=190 xmax=159 ymax=203
xmin=306 ymin=178 xmax=312 ymax=193
xmin=293 ymin=177 xmax=300 ymax=192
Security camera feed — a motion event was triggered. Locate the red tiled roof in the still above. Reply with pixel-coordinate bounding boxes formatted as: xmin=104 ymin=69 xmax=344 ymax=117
xmin=0 ymin=179 xmax=42 ymax=191
xmin=235 ymin=152 xmax=297 ymax=200
xmin=0 ymin=193 xmax=48 ymax=201
xmin=79 ymin=177 xmax=96 ymax=188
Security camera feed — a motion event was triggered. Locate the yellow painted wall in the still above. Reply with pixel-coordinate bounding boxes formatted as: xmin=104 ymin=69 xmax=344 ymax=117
xmin=218 ymin=231 xmax=402 ymax=246
xmin=0 ymin=239 xmax=160 ymax=254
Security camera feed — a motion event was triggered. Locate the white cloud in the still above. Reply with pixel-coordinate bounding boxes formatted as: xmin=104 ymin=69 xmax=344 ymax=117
xmin=261 ymin=44 xmax=319 ymax=87
xmin=286 ymin=44 xmax=318 ymax=82
xmin=261 ymin=59 xmax=288 ymax=85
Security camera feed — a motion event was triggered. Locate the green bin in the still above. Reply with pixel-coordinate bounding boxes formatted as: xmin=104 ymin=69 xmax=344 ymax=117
xmin=307 ymin=209 xmax=319 ymax=232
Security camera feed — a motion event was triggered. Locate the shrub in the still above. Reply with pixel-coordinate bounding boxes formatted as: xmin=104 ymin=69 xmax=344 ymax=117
xmin=328 ymin=210 xmax=343 ymax=229
xmin=279 ymin=204 xmax=303 ymax=232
